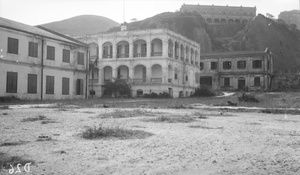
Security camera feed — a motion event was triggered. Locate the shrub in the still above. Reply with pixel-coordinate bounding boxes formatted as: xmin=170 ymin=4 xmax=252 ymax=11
xmin=0 ymin=152 xmax=34 ymax=170
xmin=21 ymin=115 xmax=47 ymax=122
xmin=192 ymin=86 xmax=215 ymax=97
xmin=102 ymin=78 xmax=131 ymax=98
xmin=0 ymin=96 xmax=20 ymax=103
xmin=144 ymin=115 xmax=195 ymax=123
xmin=81 ymin=124 xmax=153 ymax=140
xmin=143 ymin=92 xmax=171 ymax=98
xmin=238 ymin=93 xmax=259 ymax=103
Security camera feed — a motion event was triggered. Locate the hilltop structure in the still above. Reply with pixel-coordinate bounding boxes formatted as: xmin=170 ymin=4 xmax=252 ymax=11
xmin=200 ymin=49 xmax=273 ymax=91
xmin=0 ymin=17 xmax=89 ymax=100
xmin=278 ymin=10 xmax=300 ymax=30
xmin=76 ymin=28 xmax=201 ymax=98
xmin=180 ymin=4 xmax=256 ymax=24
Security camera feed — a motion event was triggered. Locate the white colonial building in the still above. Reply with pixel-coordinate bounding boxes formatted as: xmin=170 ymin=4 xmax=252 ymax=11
xmin=77 ymin=28 xmax=201 ymax=98
xmin=0 ymin=17 xmax=89 ymax=100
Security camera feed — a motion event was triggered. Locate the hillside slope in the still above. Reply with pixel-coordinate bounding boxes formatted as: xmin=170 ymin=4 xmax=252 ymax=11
xmin=41 ymin=15 xmax=119 ymax=36
xmin=108 ymin=12 xmax=213 ymax=53
xmin=223 ymin=14 xmax=300 ymax=72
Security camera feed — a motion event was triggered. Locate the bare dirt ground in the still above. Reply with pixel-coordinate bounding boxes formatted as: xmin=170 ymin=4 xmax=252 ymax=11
xmin=1 ymin=105 xmax=300 ymax=175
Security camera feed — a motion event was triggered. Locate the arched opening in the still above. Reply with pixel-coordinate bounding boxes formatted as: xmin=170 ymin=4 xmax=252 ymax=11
xmin=238 ymin=77 xmax=246 ymax=91
xmin=103 ymin=66 xmax=112 ymax=83
xmin=133 ymin=39 xmax=147 ymax=57
xmin=168 ymin=65 xmax=173 ymax=83
xmin=214 ymin=18 xmax=220 ymax=23
xmin=116 ymin=41 xmax=129 ymax=58
xmin=168 ymin=39 xmax=173 ymax=58
xmin=221 ymin=18 xmax=226 ymax=23
xmin=235 ymin=19 xmax=241 ymax=24
xmin=102 ymin=42 xmax=112 ymax=59
xmin=175 ymin=42 xmax=179 ymax=59
xmin=242 ymin=19 xmax=248 ymax=24
xmin=133 ymin=65 xmax=146 ymax=82
xmin=151 ymin=38 xmax=162 ymax=56
xmin=228 ymin=19 xmax=234 ymax=23
xmin=185 ymin=46 xmax=190 ymax=63
xmin=180 ymin=44 xmax=184 ymax=61
xmin=117 ymin=65 xmax=129 ymax=80
xmin=206 ymin=18 xmax=212 ymax=23
xmin=151 ymin=64 xmax=162 ymax=82
xmin=137 ymin=89 xmax=143 ymax=97
xmin=191 ymin=48 xmax=194 ymax=64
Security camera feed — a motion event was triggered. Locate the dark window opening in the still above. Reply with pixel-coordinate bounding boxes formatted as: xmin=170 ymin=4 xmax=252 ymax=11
xmin=78 ymin=52 xmax=84 ymax=65
xmin=200 ymin=62 xmax=204 ymax=70
xmin=252 ymin=60 xmax=262 ymax=69
xmin=62 ymin=77 xmax=70 ymax=95
xmin=254 ymin=77 xmax=260 ymax=86
xmin=46 ymin=76 xmax=54 ymax=94
xmin=63 ymin=49 xmax=70 ymax=63
xmin=7 ymin=37 xmax=19 ymax=54
xmin=76 ymin=79 xmax=84 ymax=95
xmin=47 ymin=46 xmax=55 ymax=60
xmin=223 ymin=61 xmax=232 ymax=70
xmin=27 ymin=74 xmax=37 ymax=94
xmin=237 ymin=61 xmax=246 ymax=69
xmin=211 ymin=62 xmax=217 ymax=70
xmin=28 ymin=42 xmax=38 ymax=57
xmin=6 ymin=72 xmax=18 ymax=93
xmin=224 ymin=77 xmax=230 ymax=87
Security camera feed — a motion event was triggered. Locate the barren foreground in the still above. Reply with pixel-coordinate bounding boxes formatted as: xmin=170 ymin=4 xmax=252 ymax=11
xmin=1 ymin=106 xmax=300 ymax=175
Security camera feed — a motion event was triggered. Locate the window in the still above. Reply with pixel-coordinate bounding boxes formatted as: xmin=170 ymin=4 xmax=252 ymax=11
xmin=7 ymin=37 xmax=18 ymax=54
xmin=200 ymin=62 xmax=204 ymax=70
xmin=27 ymin=74 xmax=37 ymax=94
xmin=62 ymin=77 xmax=70 ymax=95
xmin=253 ymin=60 xmax=262 ymax=68
xmin=211 ymin=62 xmax=217 ymax=70
xmin=254 ymin=77 xmax=260 ymax=86
xmin=46 ymin=76 xmax=54 ymax=94
xmin=223 ymin=61 xmax=232 ymax=70
xmin=62 ymin=49 xmax=70 ymax=63
xmin=76 ymin=79 xmax=84 ymax=95
xmin=78 ymin=52 xmax=84 ymax=65
xmin=237 ymin=61 xmax=246 ymax=69
xmin=28 ymin=42 xmax=38 ymax=57
xmin=186 ymin=75 xmax=188 ymax=81
xmin=47 ymin=46 xmax=55 ymax=60
xmin=174 ymin=68 xmax=178 ymax=80
xmin=6 ymin=72 xmax=18 ymax=93
xmin=224 ymin=77 xmax=230 ymax=87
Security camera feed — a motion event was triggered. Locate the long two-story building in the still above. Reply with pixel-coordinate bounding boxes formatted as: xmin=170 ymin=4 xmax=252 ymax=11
xmin=200 ymin=49 xmax=274 ymax=91
xmin=77 ymin=28 xmax=201 ymax=98
xmin=0 ymin=17 xmax=89 ymax=100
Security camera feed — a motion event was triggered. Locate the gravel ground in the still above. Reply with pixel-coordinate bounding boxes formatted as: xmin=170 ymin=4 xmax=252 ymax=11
xmin=1 ymin=106 xmax=300 ymax=175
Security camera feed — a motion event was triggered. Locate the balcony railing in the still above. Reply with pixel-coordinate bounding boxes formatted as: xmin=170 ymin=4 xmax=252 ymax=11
xmin=104 ymin=79 xmax=111 ymax=83
xmin=168 ymin=79 xmax=172 ymax=83
xmin=117 ymin=54 xmax=129 ymax=58
xmin=151 ymin=52 xmax=162 ymax=57
xmin=102 ymin=54 xmax=112 ymax=59
xmin=133 ymin=53 xmax=147 ymax=57
xmin=133 ymin=78 xmax=147 ymax=82
xmin=151 ymin=78 xmax=162 ymax=83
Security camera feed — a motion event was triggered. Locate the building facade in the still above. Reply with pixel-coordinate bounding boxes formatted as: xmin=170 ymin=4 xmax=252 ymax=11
xmin=77 ymin=28 xmax=201 ymax=98
xmin=0 ymin=17 xmax=89 ymax=100
xmin=180 ymin=4 xmax=256 ymax=24
xmin=200 ymin=49 xmax=273 ymax=91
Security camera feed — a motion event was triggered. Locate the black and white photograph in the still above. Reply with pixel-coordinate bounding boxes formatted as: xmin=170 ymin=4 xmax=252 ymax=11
xmin=1 ymin=0 xmax=300 ymax=174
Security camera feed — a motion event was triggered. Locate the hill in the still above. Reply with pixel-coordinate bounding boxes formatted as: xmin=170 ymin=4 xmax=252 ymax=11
xmin=41 ymin=15 xmax=119 ymax=36
xmin=223 ymin=14 xmax=300 ymax=72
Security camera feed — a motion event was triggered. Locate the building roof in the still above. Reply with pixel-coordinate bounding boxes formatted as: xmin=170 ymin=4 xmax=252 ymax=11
xmin=0 ymin=17 xmax=87 ymax=47
xmin=201 ymin=49 xmax=270 ymax=58
xmin=181 ymin=4 xmax=256 ymax=10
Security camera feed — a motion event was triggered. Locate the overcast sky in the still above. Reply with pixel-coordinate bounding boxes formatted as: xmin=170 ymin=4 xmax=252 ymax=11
xmin=0 ymin=0 xmax=299 ymax=25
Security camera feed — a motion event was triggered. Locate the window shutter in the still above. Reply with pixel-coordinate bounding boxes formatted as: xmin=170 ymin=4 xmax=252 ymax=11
xmin=28 ymin=74 xmax=37 ymax=94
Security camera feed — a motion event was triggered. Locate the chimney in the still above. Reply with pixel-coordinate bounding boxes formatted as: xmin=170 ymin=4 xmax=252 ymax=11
xmin=121 ymin=22 xmax=127 ymax=31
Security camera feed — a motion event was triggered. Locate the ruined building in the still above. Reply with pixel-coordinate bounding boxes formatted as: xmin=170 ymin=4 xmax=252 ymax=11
xmin=76 ymin=28 xmax=201 ymax=98
xmin=200 ymin=49 xmax=274 ymax=91
xmin=278 ymin=10 xmax=300 ymax=30
xmin=180 ymin=4 xmax=256 ymax=24
xmin=0 ymin=17 xmax=89 ymax=100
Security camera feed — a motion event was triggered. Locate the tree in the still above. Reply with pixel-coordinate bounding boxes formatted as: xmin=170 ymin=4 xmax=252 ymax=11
xmin=102 ymin=78 xmax=131 ymax=97
xmin=266 ymin=13 xmax=274 ymax=18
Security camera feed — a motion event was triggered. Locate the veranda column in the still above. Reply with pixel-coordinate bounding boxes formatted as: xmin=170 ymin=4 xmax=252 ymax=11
xmin=163 ymin=40 xmax=168 ymax=57
xmin=147 ymin=41 xmax=151 ymax=58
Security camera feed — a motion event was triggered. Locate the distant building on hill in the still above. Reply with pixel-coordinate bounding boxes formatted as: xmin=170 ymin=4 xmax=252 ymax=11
xmin=278 ymin=10 xmax=300 ymax=30
xmin=180 ymin=4 xmax=256 ymax=24
xmin=0 ymin=17 xmax=89 ymax=100
xmin=200 ymin=48 xmax=274 ymax=91
xmin=75 ymin=28 xmax=201 ymax=98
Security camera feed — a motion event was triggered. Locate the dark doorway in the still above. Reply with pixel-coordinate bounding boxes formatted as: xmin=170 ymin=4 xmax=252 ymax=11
xmin=238 ymin=78 xmax=246 ymax=91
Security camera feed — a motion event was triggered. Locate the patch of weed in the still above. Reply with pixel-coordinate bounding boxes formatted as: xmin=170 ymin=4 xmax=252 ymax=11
xmin=0 ymin=152 xmax=34 ymax=170
xmin=81 ymin=124 xmax=153 ymax=140
xmin=100 ymin=109 xmax=160 ymax=118
xmin=262 ymin=109 xmax=300 ymax=115
xmin=189 ymin=125 xmax=224 ymax=129
xmin=21 ymin=115 xmax=47 ymax=122
xmin=0 ymin=141 xmax=27 ymax=147
xmin=144 ymin=115 xmax=195 ymax=123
